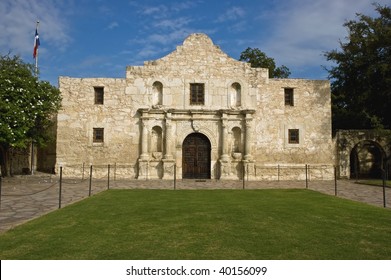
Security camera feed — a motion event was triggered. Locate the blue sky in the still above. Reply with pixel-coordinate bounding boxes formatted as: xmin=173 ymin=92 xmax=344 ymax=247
xmin=1 ymin=0 xmax=388 ymax=86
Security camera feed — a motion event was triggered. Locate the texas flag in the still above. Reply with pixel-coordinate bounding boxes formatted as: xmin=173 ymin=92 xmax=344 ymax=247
xmin=33 ymin=27 xmax=40 ymax=59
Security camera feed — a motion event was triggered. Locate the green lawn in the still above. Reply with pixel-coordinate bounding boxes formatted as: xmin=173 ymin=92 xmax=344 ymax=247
xmin=0 ymin=189 xmax=390 ymax=259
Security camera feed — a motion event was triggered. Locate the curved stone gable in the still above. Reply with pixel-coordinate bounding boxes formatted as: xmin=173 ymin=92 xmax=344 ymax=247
xmin=183 ymin=33 xmax=214 ymax=47
xmin=140 ymin=33 xmax=256 ymax=77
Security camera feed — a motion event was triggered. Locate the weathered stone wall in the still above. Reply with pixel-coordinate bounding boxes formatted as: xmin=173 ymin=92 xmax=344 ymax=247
xmin=254 ymin=78 xmax=334 ymax=164
xmin=56 ymin=33 xmax=334 ymax=179
xmin=56 ymin=77 xmax=137 ymax=177
xmin=125 ymin=33 xmax=265 ymax=111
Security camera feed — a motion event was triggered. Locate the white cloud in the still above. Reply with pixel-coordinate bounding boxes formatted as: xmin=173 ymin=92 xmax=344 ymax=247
xmin=255 ymin=0 xmax=384 ymax=77
xmin=171 ymin=1 xmax=201 ymax=12
xmin=78 ymin=55 xmax=108 ymax=69
xmin=230 ymin=20 xmax=248 ymax=33
xmin=137 ymin=0 xmax=202 ymax=15
xmin=154 ymin=18 xmax=193 ymax=30
xmin=0 ymin=0 xmax=70 ymax=57
xmin=136 ymin=46 xmax=173 ymax=60
xmin=147 ymin=29 xmax=194 ymax=45
xmin=140 ymin=4 xmax=169 ymax=18
xmin=216 ymin=6 xmax=246 ymax=22
xmin=128 ymin=2 xmax=200 ymax=48
xmin=106 ymin=22 xmax=119 ymax=30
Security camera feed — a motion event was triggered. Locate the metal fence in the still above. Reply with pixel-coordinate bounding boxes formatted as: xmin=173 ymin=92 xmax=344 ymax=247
xmin=56 ymin=163 xmax=335 ymax=181
xmin=1 ymin=165 xmax=390 ymax=232
xmin=0 ymin=163 xmax=389 ymax=209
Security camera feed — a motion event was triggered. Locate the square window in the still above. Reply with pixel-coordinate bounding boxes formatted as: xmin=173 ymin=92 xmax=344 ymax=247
xmin=288 ymin=129 xmax=299 ymax=144
xmin=93 ymin=128 xmax=104 ymax=143
xmin=94 ymin=87 xmax=104 ymax=105
xmin=284 ymin=88 xmax=294 ymax=106
xmin=190 ymin=83 xmax=204 ymax=105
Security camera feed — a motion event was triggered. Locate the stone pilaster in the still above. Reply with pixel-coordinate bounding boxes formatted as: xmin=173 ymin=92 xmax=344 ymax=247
xmin=244 ymin=112 xmax=253 ymax=161
xmin=164 ymin=114 xmax=173 ymax=159
xmin=140 ymin=118 xmax=149 ymax=160
xmin=220 ymin=116 xmax=229 ymax=160
xmin=162 ymin=113 xmax=175 ymax=179
xmin=243 ymin=111 xmax=255 ymax=180
xmin=138 ymin=112 xmax=149 ymax=179
xmin=219 ymin=114 xmax=231 ymax=178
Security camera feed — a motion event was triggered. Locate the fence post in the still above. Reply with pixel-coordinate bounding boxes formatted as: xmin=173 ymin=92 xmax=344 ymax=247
xmin=0 ymin=175 xmax=2 ymax=209
xmin=247 ymin=164 xmax=249 ymax=182
xmin=382 ymin=168 xmax=386 ymax=208
xmin=174 ymin=163 xmax=176 ymax=190
xmin=114 ymin=163 xmax=117 ymax=181
xmin=242 ymin=163 xmax=245 ymax=190
xmin=89 ymin=165 xmax=93 ymax=196
xmin=278 ymin=165 xmax=280 ymax=181
xmin=334 ymin=165 xmax=337 ymax=196
xmin=59 ymin=166 xmax=63 ymax=209
xmin=107 ymin=164 xmax=110 ymax=190
xmin=305 ymin=164 xmax=308 ymax=189
xmin=82 ymin=162 xmax=85 ymax=180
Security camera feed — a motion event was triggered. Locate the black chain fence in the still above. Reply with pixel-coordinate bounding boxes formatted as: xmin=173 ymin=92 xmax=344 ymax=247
xmin=0 ymin=163 xmax=390 ymax=232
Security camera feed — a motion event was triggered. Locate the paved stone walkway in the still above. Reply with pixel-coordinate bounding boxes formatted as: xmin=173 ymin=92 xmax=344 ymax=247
xmin=0 ymin=174 xmax=390 ymax=233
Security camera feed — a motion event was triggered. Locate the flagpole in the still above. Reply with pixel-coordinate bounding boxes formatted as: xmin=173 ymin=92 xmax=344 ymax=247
xmin=32 ymin=20 xmax=40 ymax=175
xmin=34 ymin=20 xmax=40 ymax=77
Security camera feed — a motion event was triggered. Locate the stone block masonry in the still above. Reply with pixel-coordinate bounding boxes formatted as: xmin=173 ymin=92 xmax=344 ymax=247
xmin=56 ymin=33 xmax=334 ymax=180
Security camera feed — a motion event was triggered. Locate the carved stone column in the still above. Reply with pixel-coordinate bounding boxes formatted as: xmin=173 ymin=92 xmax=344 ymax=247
xmin=219 ymin=114 xmax=231 ymax=179
xmin=140 ymin=120 xmax=149 ymax=160
xmin=243 ymin=111 xmax=255 ymax=180
xmin=244 ymin=113 xmax=253 ymax=161
xmin=163 ymin=113 xmax=175 ymax=179
xmin=221 ymin=116 xmax=229 ymax=160
xmin=164 ymin=115 xmax=173 ymax=159
xmin=138 ymin=111 xmax=149 ymax=179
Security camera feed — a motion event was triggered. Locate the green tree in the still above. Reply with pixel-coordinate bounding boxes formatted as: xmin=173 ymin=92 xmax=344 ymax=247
xmin=324 ymin=4 xmax=391 ymax=130
xmin=239 ymin=47 xmax=291 ymax=78
xmin=0 ymin=54 xmax=61 ymax=176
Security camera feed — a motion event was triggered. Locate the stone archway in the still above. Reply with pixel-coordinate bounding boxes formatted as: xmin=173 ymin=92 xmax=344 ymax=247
xmin=350 ymin=140 xmax=385 ymax=179
xmin=336 ymin=130 xmax=391 ymax=179
xmin=182 ymin=133 xmax=211 ymax=179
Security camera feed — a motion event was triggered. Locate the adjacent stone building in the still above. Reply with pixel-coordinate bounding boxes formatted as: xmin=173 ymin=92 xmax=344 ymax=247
xmin=55 ymin=33 xmax=335 ymax=180
xmin=335 ymin=130 xmax=391 ymax=179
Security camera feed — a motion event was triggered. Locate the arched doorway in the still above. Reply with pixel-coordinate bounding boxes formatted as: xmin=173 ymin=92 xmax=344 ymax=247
xmin=350 ymin=140 xmax=385 ymax=179
xmin=182 ymin=133 xmax=211 ymax=179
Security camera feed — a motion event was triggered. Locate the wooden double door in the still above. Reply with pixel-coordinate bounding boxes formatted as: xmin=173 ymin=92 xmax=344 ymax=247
xmin=182 ymin=133 xmax=211 ymax=179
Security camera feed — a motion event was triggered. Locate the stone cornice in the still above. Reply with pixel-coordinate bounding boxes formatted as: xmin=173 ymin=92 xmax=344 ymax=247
xmin=137 ymin=108 xmax=255 ymax=117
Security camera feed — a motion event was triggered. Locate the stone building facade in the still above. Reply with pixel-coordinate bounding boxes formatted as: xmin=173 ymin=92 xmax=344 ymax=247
xmin=56 ymin=33 xmax=334 ymax=180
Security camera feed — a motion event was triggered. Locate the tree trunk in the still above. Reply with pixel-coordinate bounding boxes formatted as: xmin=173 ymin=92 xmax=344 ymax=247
xmin=0 ymin=145 xmax=10 ymax=177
